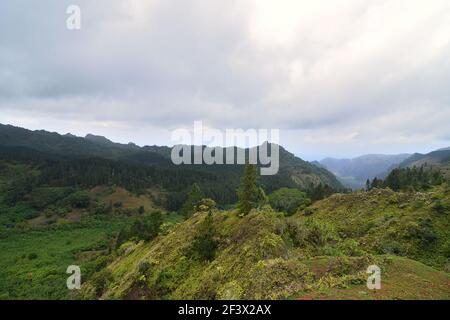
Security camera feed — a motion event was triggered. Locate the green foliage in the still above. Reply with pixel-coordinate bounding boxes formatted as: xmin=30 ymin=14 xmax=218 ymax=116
xmin=67 ymin=190 xmax=90 ymax=208
xmin=269 ymin=188 xmax=311 ymax=215
xmin=190 ymin=213 xmax=217 ymax=262
xmin=433 ymin=200 xmax=449 ymax=214
xmin=117 ymin=211 xmax=163 ymax=245
xmin=0 ymin=217 xmax=126 ymax=299
xmin=91 ymin=269 xmax=113 ymax=297
xmin=196 ymin=198 xmax=217 ymax=213
xmin=237 ymin=164 xmax=260 ymax=215
xmin=27 ymin=187 xmax=74 ymax=209
xmin=308 ymin=183 xmax=336 ymax=201
xmin=27 ymin=252 xmax=38 ymax=260
xmin=376 ymin=165 xmax=444 ymax=192
xmin=181 ymin=183 xmax=203 ymax=217
xmin=3 ymin=173 xmax=36 ymax=206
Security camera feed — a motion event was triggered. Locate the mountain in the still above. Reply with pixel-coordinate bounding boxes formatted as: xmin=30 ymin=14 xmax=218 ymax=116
xmin=399 ymin=148 xmax=450 ymax=180
xmin=84 ymin=134 xmax=115 ymax=145
xmin=0 ymin=123 xmax=344 ymax=207
xmin=320 ymin=154 xmax=411 ymax=189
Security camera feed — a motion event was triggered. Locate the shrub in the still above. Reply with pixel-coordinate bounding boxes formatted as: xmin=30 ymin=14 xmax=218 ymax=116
xmin=91 ymin=269 xmax=113 ymax=296
xmin=196 ymin=198 xmax=216 ymax=213
xmin=305 ymin=218 xmax=336 ymax=246
xmin=432 ymin=200 xmax=448 ymax=214
xmin=269 ymin=188 xmax=311 ymax=215
xmin=138 ymin=261 xmax=151 ymax=275
xmin=379 ymin=240 xmax=405 ymax=256
xmin=117 ymin=211 xmax=163 ymax=245
xmin=405 ymin=218 xmax=438 ymax=245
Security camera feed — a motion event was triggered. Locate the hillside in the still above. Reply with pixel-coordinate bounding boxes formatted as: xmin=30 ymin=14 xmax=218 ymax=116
xmin=0 ymin=123 xmax=344 ymax=207
xmin=80 ymin=185 xmax=450 ymax=300
xmin=399 ymin=149 xmax=450 ymax=180
xmin=321 ymin=154 xmax=411 ymax=189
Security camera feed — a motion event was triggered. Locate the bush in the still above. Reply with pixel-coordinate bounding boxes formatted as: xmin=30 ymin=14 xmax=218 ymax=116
xmin=91 ymin=269 xmax=113 ymax=296
xmin=379 ymin=240 xmax=405 ymax=256
xmin=432 ymin=200 xmax=448 ymax=214
xmin=117 ymin=211 xmax=163 ymax=245
xmin=196 ymin=198 xmax=216 ymax=213
xmin=269 ymin=188 xmax=311 ymax=215
xmin=405 ymin=218 xmax=438 ymax=245
xmin=304 ymin=218 xmax=336 ymax=246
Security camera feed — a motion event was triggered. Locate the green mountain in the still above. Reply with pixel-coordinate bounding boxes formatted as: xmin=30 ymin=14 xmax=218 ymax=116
xmin=0 ymin=123 xmax=343 ymax=208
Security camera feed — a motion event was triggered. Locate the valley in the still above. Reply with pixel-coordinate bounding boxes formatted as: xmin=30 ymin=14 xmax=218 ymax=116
xmin=0 ymin=124 xmax=449 ymax=300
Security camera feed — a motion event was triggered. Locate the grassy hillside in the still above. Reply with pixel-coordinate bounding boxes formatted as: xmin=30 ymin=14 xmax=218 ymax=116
xmin=80 ymin=184 xmax=450 ymax=300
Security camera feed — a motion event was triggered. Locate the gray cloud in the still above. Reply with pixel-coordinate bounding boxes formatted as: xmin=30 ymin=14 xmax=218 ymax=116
xmin=0 ymin=0 xmax=449 ymax=159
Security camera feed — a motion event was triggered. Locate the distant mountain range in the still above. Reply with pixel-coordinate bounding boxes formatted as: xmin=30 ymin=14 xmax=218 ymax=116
xmin=320 ymin=147 xmax=450 ymax=190
xmin=320 ymin=154 xmax=411 ymax=189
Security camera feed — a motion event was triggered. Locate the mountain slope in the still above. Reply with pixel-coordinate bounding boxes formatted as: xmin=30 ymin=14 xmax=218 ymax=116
xmin=0 ymin=123 xmax=344 ymax=206
xmin=399 ymin=149 xmax=450 ymax=180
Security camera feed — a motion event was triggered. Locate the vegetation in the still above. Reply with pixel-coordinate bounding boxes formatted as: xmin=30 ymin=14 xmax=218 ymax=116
xmin=237 ymin=164 xmax=261 ymax=215
xmin=80 ymin=184 xmax=450 ymax=300
xmin=181 ymin=183 xmax=203 ymax=217
xmin=368 ymin=165 xmax=444 ymax=192
xmin=268 ymin=188 xmax=311 ymax=215
xmin=0 ymin=124 xmax=449 ymax=300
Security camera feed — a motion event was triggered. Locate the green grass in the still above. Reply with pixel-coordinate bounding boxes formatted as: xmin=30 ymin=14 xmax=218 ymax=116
xmin=0 ymin=218 xmax=123 ymax=299
xmin=0 ymin=210 xmax=184 ymax=300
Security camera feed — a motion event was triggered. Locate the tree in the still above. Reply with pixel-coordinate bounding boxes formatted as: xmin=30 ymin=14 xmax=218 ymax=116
xmin=191 ymin=212 xmax=217 ymax=261
xmin=268 ymin=188 xmax=311 ymax=215
xmin=181 ymin=183 xmax=204 ymax=217
xmin=366 ymin=179 xmax=371 ymax=192
xmin=371 ymin=177 xmax=381 ymax=189
xmin=237 ymin=164 xmax=260 ymax=215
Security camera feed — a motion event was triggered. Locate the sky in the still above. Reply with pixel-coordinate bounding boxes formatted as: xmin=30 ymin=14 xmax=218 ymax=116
xmin=0 ymin=0 xmax=449 ymax=161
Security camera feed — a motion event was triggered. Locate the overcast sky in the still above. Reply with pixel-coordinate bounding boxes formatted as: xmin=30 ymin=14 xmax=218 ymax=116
xmin=0 ymin=0 xmax=449 ymax=160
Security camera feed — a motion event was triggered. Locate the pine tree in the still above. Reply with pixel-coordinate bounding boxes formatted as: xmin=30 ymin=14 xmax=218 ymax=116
xmin=181 ymin=183 xmax=203 ymax=217
xmin=237 ymin=164 xmax=259 ymax=215
xmin=191 ymin=212 xmax=217 ymax=261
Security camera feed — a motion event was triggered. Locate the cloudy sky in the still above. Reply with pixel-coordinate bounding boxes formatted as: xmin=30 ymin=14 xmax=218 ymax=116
xmin=0 ymin=0 xmax=449 ymax=160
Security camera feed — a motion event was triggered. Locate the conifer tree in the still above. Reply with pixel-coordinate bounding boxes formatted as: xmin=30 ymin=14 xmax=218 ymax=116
xmin=237 ymin=164 xmax=259 ymax=215
xmin=181 ymin=183 xmax=203 ymax=217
